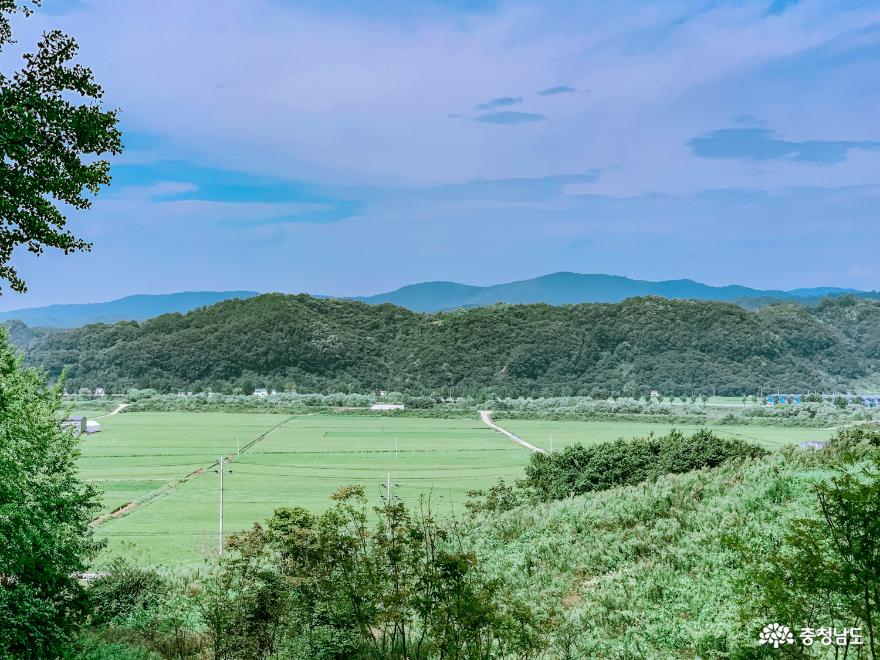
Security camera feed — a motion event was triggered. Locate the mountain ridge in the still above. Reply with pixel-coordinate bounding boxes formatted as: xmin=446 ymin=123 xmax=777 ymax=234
xmin=350 ymin=272 xmax=866 ymax=311
xmin=0 ymin=273 xmax=873 ymax=327
xmin=0 ymin=291 xmax=259 ymax=328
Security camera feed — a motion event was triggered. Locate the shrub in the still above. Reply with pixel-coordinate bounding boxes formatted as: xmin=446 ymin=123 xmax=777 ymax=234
xmin=522 ymin=430 xmax=766 ymax=502
xmin=88 ymin=560 xmax=169 ymax=627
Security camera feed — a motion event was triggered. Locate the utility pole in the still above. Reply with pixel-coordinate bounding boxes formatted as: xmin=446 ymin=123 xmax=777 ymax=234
xmin=386 ymin=469 xmax=393 ymax=506
xmin=395 ymin=436 xmax=399 ymax=460
xmin=218 ymin=455 xmax=224 ymax=557
xmin=236 ymin=434 xmax=240 ymax=458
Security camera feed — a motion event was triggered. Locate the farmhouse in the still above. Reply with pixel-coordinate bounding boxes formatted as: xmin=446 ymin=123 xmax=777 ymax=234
xmin=94 ymin=387 xmax=106 ymax=397
xmin=371 ymin=403 xmax=405 ymax=411
xmin=253 ymin=388 xmax=269 ymax=398
xmin=61 ymin=416 xmax=87 ymax=436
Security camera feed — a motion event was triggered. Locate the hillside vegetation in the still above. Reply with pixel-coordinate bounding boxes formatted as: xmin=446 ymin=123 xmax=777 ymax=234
xmin=8 ymin=294 xmax=880 ymax=396
xmin=463 ymin=449 xmax=830 ymax=657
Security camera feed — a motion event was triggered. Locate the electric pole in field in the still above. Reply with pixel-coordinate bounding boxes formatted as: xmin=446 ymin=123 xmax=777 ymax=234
xmin=218 ymin=455 xmax=224 ymax=557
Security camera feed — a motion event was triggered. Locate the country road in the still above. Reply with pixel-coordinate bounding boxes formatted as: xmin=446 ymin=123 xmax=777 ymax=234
xmin=96 ymin=403 xmax=129 ymax=418
xmin=479 ymin=410 xmax=547 ymax=454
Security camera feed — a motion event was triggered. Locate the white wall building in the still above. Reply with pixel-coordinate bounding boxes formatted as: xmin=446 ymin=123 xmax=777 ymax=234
xmin=370 ymin=403 xmax=405 ymax=411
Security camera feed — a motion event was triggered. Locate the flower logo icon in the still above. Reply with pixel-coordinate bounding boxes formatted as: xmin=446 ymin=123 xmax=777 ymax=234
xmin=759 ymin=623 xmax=795 ymax=648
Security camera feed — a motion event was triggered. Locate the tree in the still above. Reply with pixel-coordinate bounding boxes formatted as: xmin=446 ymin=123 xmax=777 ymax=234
xmin=0 ymin=328 xmax=103 ymax=656
xmin=0 ymin=0 xmax=122 ymax=293
xmin=200 ymin=486 xmax=546 ymax=659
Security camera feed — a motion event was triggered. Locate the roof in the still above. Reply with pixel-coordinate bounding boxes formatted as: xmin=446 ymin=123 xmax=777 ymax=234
xmin=66 ymin=416 xmax=85 ymax=422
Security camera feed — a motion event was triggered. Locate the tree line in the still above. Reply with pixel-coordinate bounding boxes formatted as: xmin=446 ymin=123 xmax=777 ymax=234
xmin=7 ymin=293 xmax=880 ymax=397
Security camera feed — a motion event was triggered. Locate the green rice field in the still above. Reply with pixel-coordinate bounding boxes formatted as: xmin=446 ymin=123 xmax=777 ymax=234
xmin=82 ymin=411 xmax=836 ymax=565
xmin=87 ymin=413 xmax=530 ymax=565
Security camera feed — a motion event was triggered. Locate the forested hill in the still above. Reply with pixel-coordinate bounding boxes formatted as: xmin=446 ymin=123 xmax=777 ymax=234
xmin=7 ymin=294 xmax=880 ymax=396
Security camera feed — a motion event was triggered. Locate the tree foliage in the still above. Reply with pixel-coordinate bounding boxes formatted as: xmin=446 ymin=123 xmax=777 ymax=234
xmin=0 ymin=328 xmax=102 ymax=657
xmin=11 ymin=294 xmax=880 ymax=397
xmin=0 ymin=0 xmax=122 ymax=293
xmin=195 ymin=487 xmax=546 ymax=659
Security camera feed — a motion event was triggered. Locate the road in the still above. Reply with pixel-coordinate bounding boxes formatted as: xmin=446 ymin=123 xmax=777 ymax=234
xmin=95 ymin=403 xmax=128 ymax=418
xmin=479 ymin=410 xmax=547 ymax=454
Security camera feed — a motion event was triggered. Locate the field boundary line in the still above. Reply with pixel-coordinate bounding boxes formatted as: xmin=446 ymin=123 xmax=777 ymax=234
xmin=90 ymin=414 xmax=300 ymax=527
xmin=479 ymin=411 xmax=547 ymax=454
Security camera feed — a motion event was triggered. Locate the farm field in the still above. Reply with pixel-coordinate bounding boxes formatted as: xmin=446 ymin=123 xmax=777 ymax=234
xmin=499 ymin=418 xmax=835 ymax=451
xmin=90 ymin=413 xmax=530 ymax=565
xmin=84 ymin=411 xmax=838 ymax=565
xmin=79 ymin=412 xmax=290 ymax=515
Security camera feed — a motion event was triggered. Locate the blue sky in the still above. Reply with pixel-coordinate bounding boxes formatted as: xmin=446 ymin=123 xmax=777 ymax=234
xmin=2 ymin=0 xmax=880 ymax=309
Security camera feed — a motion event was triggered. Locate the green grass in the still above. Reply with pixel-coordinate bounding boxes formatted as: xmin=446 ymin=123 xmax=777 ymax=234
xmin=78 ymin=412 xmax=290 ymax=515
xmin=84 ymin=411 xmax=838 ymax=566
xmin=91 ymin=414 xmax=530 ymax=565
xmin=500 ymin=418 xmax=834 ymax=451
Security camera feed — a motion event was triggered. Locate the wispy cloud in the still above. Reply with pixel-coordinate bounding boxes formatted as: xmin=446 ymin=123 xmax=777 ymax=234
xmin=689 ymin=127 xmax=880 ymax=165
xmin=474 ymin=111 xmax=546 ymax=125
xmin=537 ymin=85 xmax=576 ymax=95
xmin=476 ymin=96 xmax=522 ymax=110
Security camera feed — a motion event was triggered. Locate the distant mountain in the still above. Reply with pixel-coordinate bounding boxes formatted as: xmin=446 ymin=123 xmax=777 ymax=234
xmin=353 ymin=272 xmax=873 ymax=312
xmin=0 ymin=291 xmax=259 ymax=328
xmin=0 ymin=273 xmax=875 ymax=327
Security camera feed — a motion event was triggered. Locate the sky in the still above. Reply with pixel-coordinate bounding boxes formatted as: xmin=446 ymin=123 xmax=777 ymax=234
xmin=2 ymin=0 xmax=880 ymax=310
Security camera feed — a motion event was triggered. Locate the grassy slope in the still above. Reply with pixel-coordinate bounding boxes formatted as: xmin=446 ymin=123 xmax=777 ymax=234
xmin=464 ymin=450 xmax=831 ymax=658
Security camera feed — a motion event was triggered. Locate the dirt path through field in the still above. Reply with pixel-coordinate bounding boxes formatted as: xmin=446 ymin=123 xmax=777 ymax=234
xmin=479 ymin=411 xmax=547 ymax=454
xmin=95 ymin=403 xmax=129 ymax=418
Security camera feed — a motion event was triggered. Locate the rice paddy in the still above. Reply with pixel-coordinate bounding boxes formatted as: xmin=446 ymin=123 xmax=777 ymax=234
xmin=82 ymin=411 xmax=835 ymax=565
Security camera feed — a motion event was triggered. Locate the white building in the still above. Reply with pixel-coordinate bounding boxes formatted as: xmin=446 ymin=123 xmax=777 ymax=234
xmin=61 ymin=416 xmax=87 ymax=436
xmin=94 ymin=387 xmax=106 ymax=397
xmin=253 ymin=388 xmax=269 ymax=398
xmin=86 ymin=420 xmax=102 ymax=434
xmin=371 ymin=403 xmax=405 ymax=412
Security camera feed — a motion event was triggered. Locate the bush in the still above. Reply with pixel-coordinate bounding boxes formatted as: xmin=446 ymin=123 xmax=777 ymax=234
xmin=522 ymin=430 xmax=766 ymax=502
xmin=88 ymin=560 xmax=169 ymax=627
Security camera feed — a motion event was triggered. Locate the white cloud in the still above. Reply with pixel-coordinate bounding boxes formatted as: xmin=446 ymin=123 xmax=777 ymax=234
xmin=18 ymin=0 xmax=875 ymax=194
